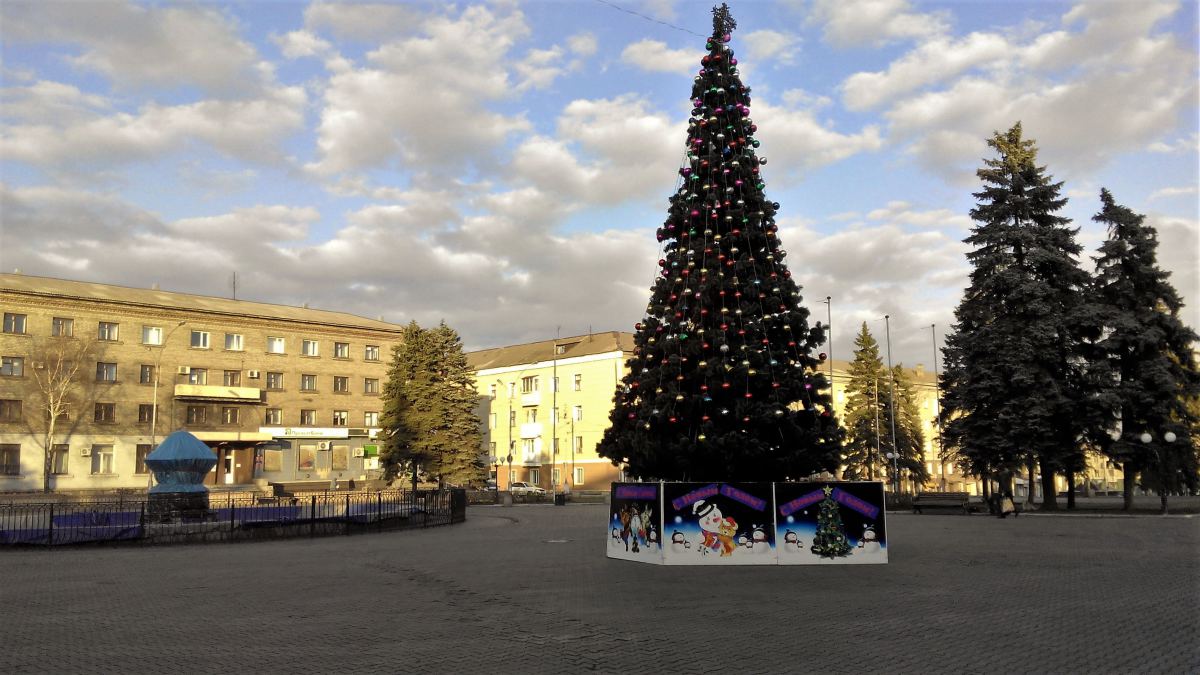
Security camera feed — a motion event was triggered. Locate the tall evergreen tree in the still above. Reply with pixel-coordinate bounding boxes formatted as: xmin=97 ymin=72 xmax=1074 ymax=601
xmin=1088 ymin=189 xmax=1200 ymax=513
xmin=598 ymin=5 xmax=840 ymax=482
xmin=940 ymin=123 xmax=1091 ymax=509
xmin=841 ymin=323 xmax=887 ymax=480
xmin=379 ymin=321 xmax=484 ymax=488
xmin=890 ymin=365 xmax=931 ymax=489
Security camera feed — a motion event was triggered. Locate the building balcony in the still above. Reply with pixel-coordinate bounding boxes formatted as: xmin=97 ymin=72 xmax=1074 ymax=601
xmin=520 ymin=391 xmax=541 ymax=406
xmin=519 ymin=422 xmax=542 ymax=439
xmin=522 ymin=451 xmax=545 ymax=466
xmin=174 ymin=384 xmax=263 ymax=403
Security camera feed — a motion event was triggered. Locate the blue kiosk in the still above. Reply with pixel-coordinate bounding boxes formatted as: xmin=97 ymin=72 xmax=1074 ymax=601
xmin=146 ymin=430 xmax=218 ymax=517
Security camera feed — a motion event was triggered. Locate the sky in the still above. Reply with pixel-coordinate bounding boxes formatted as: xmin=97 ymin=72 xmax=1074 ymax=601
xmin=1 ymin=0 xmax=1197 ymax=369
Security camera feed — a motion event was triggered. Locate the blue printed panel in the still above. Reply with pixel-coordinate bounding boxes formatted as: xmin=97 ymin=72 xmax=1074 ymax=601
xmin=775 ymin=481 xmax=887 ymax=565
xmin=607 ymin=483 xmax=663 ymax=563
xmin=661 ymin=483 xmax=776 ymax=565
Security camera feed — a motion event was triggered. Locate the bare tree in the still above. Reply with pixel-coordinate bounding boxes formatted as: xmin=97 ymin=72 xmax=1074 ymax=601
xmin=28 ymin=336 xmax=96 ymax=493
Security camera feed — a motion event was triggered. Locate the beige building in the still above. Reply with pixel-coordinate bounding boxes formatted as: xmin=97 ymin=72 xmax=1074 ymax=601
xmin=468 ymin=332 xmax=635 ymax=492
xmin=0 ymin=273 xmax=402 ymax=492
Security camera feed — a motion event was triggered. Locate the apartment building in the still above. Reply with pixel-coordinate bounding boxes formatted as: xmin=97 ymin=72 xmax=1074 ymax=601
xmin=0 ymin=273 xmax=402 ymax=492
xmin=468 ymin=332 xmax=635 ymax=492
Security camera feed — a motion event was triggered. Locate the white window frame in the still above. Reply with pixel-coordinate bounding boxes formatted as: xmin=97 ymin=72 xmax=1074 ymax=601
xmin=142 ymin=325 xmax=163 ymax=345
xmin=302 ymin=339 xmax=319 ymax=357
xmin=90 ymin=445 xmax=114 ymax=475
xmin=225 ymin=333 xmax=244 ymax=351
xmin=573 ymin=467 xmax=585 ymax=486
xmin=334 ymin=342 xmax=350 ymax=358
xmin=332 ymin=410 xmax=348 ymax=426
xmin=574 ymin=374 xmax=582 ymax=391
xmin=97 ymin=321 xmax=119 ymax=341
xmin=3 ymin=313 xmax=27 ymax=334
xmin=190 ymin=330 xmax=210 ymax=349
xmin=188 ymin=368 xmax=208 ymax=385
xmin=573 ymin=405 xmax=583 ymax=421
xmin=364 ymin=411 xmax=379 ymax=427
xmin=267 ymin=336 xmax=286 ymax=354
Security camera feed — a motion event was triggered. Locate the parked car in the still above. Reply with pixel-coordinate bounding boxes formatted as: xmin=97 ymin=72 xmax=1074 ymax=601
xmin=509 ymin=482 xmax=547 ymax=496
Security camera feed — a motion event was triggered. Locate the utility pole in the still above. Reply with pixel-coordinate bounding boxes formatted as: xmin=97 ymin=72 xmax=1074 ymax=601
xmin=884 ymin=315 xmax=899 ymax=495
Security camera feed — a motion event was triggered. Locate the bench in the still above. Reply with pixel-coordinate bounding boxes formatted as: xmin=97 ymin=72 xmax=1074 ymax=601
xmin=912 ymin=491 xmax=971 ymax=514
xmin=270 ymin=480 xmax=356 ymax=498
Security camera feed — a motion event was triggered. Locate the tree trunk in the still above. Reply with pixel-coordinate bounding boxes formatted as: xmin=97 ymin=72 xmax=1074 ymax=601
xmin=1025 ymin=453 xmax=1037 ymax=507
xmin=1065 ymin=469 xmax=1076 ymax=509
xmin=1040 ymin=457 xmax=1058 ymax=511
xmin=982 ymin=476 xmax=992 ymax=514
xmin=1159 ymin=492 xmax=1168 ymax=515
xmin=1122 ymin=467 xmax=1135 ymax=511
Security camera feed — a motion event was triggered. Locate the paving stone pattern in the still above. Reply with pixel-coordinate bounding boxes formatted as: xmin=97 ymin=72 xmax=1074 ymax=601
xmin=3 ymin=506 xmax=1198 ymax=674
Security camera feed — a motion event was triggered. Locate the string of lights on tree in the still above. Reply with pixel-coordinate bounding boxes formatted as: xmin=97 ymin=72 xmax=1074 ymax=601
xmin=599 ymin=4 xmax=842 ymax=482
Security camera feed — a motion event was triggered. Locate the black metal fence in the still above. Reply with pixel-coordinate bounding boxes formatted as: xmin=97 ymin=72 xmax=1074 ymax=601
xmin=0 ymin=489 xmax=465 ymax=547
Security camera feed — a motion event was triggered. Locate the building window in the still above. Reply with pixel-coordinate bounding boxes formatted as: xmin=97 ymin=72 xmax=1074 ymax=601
xmin=573 ymin=436 xmax=582 ymax=453
xmin=302 ymin=339 xmax=319 ymax=357
xmin=1 ymin=356 xmax=24 ymax=377
xmin=488 ymin=383 xmax=497 ymax=399
xmin=509 ymin=410 xmax=516 ymax=427
xmin=573 ymin=405 xmax=583 ymax=421
xmin=574 ymin=467 xmax=585 ymax=486
xmin=186 ymin=405 xmax=207 ymax=424
xmin=489 ymin=413 xmax=497 ymax=429
xmin=265 ymin=408 xmax=282 ymax=425
xmin=364 ymin=345 xmax=380 ymax=361
xmin=364 ymin=378 xmax=379 ymax=394
xmin=96 ymin=362 xmax=117 ymax=382
xmin=190 ymin=330 xmax=210 ymax=349
xmin=222 ymin=407 xmax=239 ymax=425
xmin=267 ymin=336 xmax=285 ymax=354
xmin=489 ymin=441 xmax=497 ymax=456
xmin=552 ymin=468 xmax=561 ymax=485
xmin=333 ymin=376 xmax=349 ymax=393
xmin=135 ymin=444 xmax=152 ymax=474
xmin=97 ymin=321 xmax=119 ymax=341
xmin=52 ymin=317 xmax=74 ymax=337
xmin=223 ymin=370 xmax=241 ymax=387
xmin=334 ymin=342 xmax=350 ymax=358
xmin=142 ymin=325 xmax=162 ymax=345
xmin=0 ymin=444 xmax=19 ymax=475
xmin=364 ymin=411 xmax=379 ymax=427
xmin=0 ymin=399 xmax=21 ymax=423
xmin=94 ymin=402 xmax=116 ymax=423
xmin=574 ymin=374 xmax=582 ymax=391
xmin=140 ymin=364 xmax=154 ymax=384
xmin=51 ymin=444 xmax=69 ymax=475
xmin=522 ymin=439 xmax=535 ymax=454
xmin=266 ymin=372 xmax=284 ymax=390
xmin=530 ymin=468 xmax=540 ymax=485
xmin=332 ymin=410 xmax=347 ymax=426
xmin=525 ymin=408 xmax=538 ymax=423
xmin=138 ymin=404 xmax=154 ymax=424
xmin=225 ymin=333 xmax=243 ymax=351
xmin=188 ymin=368 xmax=208 ymax=385
xmin=299 ymin=409 xmax=316 ymax=425
xmin=521 ymin=376 xmax=538 ymax=393
xmin=90 ymin=445 xmax=114 ymax=475
xmin=3 ymin=313 xmax=27 ymax=334
xmin=300 ymin=374 xmax=317 ymax=391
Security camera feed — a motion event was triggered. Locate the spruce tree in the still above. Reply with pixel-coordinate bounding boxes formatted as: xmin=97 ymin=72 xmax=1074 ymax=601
xmin=1088 ymin=189 xmax=1200 ymax=513
xmin=379 ymin=321 xmax=484 ymax=488
xmin=940 ymin=123 xmax=1091 ymax=509
xmin=890 ymin=365 xmax=931 ymax=489
xmin=597 ymin=4 xmax=840 ymax=482
xmin=841 ymin=323 xmax=887 ymax=480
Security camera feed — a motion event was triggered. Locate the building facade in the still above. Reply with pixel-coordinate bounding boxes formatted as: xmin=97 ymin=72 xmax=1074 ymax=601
xmin=0 ymin=274 xmax=402 ymax=492
xmin=468 ymin=333 xmax=635 ymax=492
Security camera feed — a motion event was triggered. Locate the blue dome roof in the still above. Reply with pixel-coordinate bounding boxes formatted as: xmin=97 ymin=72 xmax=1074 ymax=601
xmin=147 ymin=430 xmax=217 ymax=461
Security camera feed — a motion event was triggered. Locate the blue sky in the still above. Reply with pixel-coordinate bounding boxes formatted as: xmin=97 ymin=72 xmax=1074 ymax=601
xmin=1 ymin=0 xmax=1196 ymax=367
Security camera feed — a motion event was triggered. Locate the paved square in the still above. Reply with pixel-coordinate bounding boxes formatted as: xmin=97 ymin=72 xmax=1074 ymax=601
xmin=3 ymin=505 xmax=1197 ymax=674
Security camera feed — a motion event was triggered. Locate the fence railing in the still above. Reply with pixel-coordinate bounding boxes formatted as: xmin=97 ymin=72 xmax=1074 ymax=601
xmin=0 ymin=489 xmax=465 ymax=547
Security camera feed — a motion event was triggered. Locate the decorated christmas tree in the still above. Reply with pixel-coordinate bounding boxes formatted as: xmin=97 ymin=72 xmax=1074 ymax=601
xmin=809 ymin=486 xmax=852 ymax=558
xmin=597 ymin=4 xmax=841 ymax=482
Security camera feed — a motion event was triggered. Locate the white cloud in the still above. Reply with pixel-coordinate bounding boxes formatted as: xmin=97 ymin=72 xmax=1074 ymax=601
xmin=865 ymin=201 xmax=973 ymax=229
xmin=567 ymin=32 xmax=598 ymax=57
xmin=1 ymin=1 xmax=271 ymax=97
xmin=515 ymin=46 xmax=568 ymax=91
xmin=620 ymin=39 xmax=702 ymax=76
xmin=841 ymin=32 xmax=1009 ymax=110
xmin=809 ymin=0 xmax=950 ymax=47
xmin=1149 ymin=186 xmax=1199 ymax=201
xmin=752 ymin=100 xmax=884 ymax=179
xmin=743 ymin=30 xmax=801 ymax=65
xmin=303 ymin=1 xmax=426 ymax=42
xmin=0 ymin=80 xmax=111 ymax=124
xmin=273 ymin=30 xmax=333 ymax=59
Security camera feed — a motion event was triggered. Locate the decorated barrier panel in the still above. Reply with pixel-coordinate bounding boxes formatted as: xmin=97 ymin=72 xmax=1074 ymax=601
xmin=608 ymin=481 xmax=887 ymax=565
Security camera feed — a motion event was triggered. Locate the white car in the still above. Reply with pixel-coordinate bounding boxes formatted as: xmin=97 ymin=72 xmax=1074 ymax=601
xmin=509 ymin=482 xmax=547 ymax=496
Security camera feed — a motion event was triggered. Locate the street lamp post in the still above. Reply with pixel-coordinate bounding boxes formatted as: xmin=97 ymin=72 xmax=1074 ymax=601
xmin=823 ymin=296 xmax=833 ymax=407
xmin=884 ymin=315 xmax=899 ymax=494
xmin=1139 ymin=429 xmax=1179 ymax=514
xmin=148 ymin=320 xmax=186 ymax=490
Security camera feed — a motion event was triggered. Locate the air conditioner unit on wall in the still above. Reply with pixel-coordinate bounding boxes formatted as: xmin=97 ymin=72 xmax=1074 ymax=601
xmin=247 ymin=370 xmax=261 ymax=379
xmin=352 ymin=448 xmax=365 ymax=458
xmin=80 ymin=447 xmax=92 ymax=457
xmin=177 ymin=366 xmax=191 ymax=375
xmin=317 ymin=441 xmax=331 ymax=450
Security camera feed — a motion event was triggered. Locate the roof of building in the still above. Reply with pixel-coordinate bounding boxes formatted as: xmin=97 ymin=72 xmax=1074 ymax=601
xmin=467 ymin=331 xmax=635 ymax=371
xmin=0 ymin=273 xmax=401 ymax=332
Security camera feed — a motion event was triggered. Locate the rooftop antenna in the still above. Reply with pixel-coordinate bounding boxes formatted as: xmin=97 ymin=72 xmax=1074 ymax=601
xmin=231 ymin=271 xmax=238 ymax=300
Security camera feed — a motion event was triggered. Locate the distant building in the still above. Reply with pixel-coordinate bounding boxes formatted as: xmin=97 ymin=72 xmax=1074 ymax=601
xmin=467 ymin=332 xmax=635 ymax=492
xmin=0 ymin=273 xmax=401 ymax=492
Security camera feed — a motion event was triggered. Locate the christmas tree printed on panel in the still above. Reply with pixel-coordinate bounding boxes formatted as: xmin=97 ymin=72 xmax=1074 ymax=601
xmin=598 ymin=4 xmax=841 ymax=482
xmin=809 ymin=486 xmax=853 ymax=558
